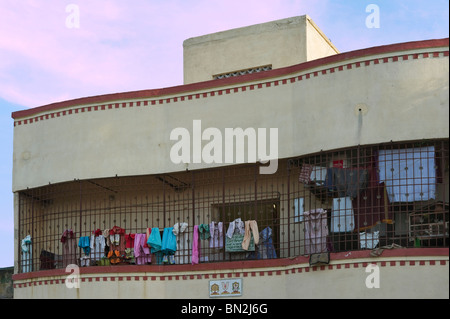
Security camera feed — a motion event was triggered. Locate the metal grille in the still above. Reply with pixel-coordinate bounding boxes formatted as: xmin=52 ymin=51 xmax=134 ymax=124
xmin=17 ymin=139 xmax=449 ymax=273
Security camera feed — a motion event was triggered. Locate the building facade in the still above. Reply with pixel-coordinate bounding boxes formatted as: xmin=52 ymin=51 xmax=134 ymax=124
xmin=12 ymin=16 xmax=449 ymax=299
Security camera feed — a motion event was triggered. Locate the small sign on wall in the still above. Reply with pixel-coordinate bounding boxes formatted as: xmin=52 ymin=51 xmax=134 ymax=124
xmin=209 ymin=278 xmax=243 ymax=297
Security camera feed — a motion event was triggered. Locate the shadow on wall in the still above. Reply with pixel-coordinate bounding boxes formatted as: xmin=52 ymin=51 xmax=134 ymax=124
xmin=0 ymin=267 xmax=14 ymax=299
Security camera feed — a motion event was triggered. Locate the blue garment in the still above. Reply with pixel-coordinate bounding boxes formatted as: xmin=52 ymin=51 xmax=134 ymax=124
xmin=78 ymin=236 xmax=90 ymax=256
xmin=258 ymin=227 xmax=277 ymax=259
xmin=325 ymin=168 xmax=337 ymax=193
xmin=147 ymin=227 xmax=162 ymax=253
xmin=161 ymin=227 xmax=177 ymax=255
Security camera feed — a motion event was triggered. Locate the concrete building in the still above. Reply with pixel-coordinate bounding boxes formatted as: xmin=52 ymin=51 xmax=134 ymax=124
xmin=11 ymin=16 xmax=449 ymax=299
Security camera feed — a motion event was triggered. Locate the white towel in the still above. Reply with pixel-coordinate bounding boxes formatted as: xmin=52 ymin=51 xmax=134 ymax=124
xmin=331 ymin=197 xmax=355 ymax=232
xmin=359 ymin=231 xmax=379 ymax=249
xmin=310 ymin=166 xmax=327 ymax=185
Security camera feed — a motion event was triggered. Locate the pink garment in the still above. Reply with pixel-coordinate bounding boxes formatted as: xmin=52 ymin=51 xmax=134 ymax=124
xmin=303 ymin=209 xmax=329 ymax=254
xmin=134 ymin=233 xmax=151 ymax=265
xmin=191 ymin=225 xmax=200 ymax=265
xmin=61 ymin=229 xmax=77 ymax=267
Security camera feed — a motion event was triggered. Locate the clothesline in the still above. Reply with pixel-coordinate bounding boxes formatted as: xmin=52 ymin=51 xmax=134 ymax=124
xmin=60 ymin=219 xmax=273 ymax=267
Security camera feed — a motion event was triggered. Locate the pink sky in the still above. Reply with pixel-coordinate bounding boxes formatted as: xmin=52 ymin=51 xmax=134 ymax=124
xmin=1 ymin=0 xmax=447 ymax=109
xmin=0 ymin=1 xmax=330 ymax=108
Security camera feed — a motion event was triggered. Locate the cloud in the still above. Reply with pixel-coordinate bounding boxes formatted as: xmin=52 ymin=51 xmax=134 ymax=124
xmin=0 ymin=0 xmax=331 ymax=108
xmin=0 ymin=0 xmax=447 ymax=109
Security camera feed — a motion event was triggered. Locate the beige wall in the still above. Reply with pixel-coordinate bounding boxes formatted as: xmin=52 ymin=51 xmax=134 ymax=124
xmin=183 ymin=15 xmax=338 ymax=84
xmin=13 ymin=254 xmax=449 ymax=299
xmin=12 ymin=46 xmax=449 ymax=193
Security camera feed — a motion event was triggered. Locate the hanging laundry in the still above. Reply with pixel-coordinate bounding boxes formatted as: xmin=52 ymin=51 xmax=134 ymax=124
xmin=226 ymin=218 xmax=245 ymax=238
xmin=352 ymin=166 xmax=393 ymax=231
xmin=331 ymin=197 xmax=355 ymax=233
xmin=161 ymin=227 xmax=177 ymax=255
xmin=107 ymin=250 xmax=121 ymax=265
xmin=21 ymin=235 xmax=32 ymax=273
xmin=173 ymin=223 xmax=190 ymax=265
xmin=125 ymin=233 xmax=135 ymax=249
xmin=93 ymin=229 xmax=102 ymax=237
xmin=199 ymin=224 xmax=211 ymax=240
xmin=325 ymin=167 xmax=368 ymax=198
xmin=299 ymin=164 xmax=314 ymax=184
xmin=209 ymin=222 xmax=223 ymax=249
xmin=124 ymin=248 xmax=135 ymax=264
xmin=303 ymin=209 xmax=329 ymax=254
xmin=191 ymin=225 xmax=200 ymax=265
xmin=226 ymin=219 xmax=256 ymax=253
xmin=110 ymin=226 xmax=125 ymax=235
xmin=242 ymin=220 xmax=259 ymax=251
xmin=134 ymin=233 xmax=151 ymax=265
xmin=144 ymin=228 xmax=152 ymax=248
xmin=299 ymin=165 xmax=328 ymax=186
xmin=78 ymin=236 xmax=91 ymax=256
xmin=359 ymin=230 xmax=380 ymax=249
xmin=258 ymin=227 xmax=277 ymax=259
xmin=147 ymin=227 xmax=162 ymax=253
xmin=123 ymin=233 xmax=136 ymax=263
xmin=61 ymin=229 xmax=77 ymax=267
xmin=90 ymin=233 xmax=106 ymax=262
xmin=103 ymin=228 xmax=110 ymax=245
xmin=310 ymin=166 xmax=328 ymax=186
xmin=109 ymin=226 xmax=126 ymax=254
xmin=79 ymin=256 xmax=90 ymax=267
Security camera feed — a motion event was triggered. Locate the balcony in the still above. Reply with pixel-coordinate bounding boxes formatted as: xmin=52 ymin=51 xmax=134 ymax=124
xmin=17 ymin=139 xmax=448 ymax=274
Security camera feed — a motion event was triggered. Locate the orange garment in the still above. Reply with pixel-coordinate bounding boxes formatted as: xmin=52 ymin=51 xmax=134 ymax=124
xmin=242 ymin=220 xmax=259 ymax=250
xmin=108 ymin=250 xmax=121 ymax=264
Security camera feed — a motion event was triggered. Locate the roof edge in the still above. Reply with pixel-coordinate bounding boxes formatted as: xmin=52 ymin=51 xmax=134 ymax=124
xmin=12 ymin=38 xmax=449 ymax=120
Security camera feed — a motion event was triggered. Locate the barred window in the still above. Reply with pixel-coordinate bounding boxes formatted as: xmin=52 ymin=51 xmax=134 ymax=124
xmin=17 ymin=139 xmax=448 ymax=273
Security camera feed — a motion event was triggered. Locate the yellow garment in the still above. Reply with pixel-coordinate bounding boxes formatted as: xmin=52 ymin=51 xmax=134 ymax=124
xmin=242 ymin=220 xmax=259 ymax=250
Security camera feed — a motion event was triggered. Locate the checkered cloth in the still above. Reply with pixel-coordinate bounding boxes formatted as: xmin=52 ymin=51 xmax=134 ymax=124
xmin=299 ymin=164 xmax=313 ymax=184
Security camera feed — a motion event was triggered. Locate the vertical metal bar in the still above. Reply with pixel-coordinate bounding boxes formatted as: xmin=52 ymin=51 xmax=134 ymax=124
xmin=440 ymin=140 xmax=448 ymax=246
xmin=79 ymin=180 xmax=82 ymax=264
xmin=287 ymin=161 xmax=291 ymax=257
xmin=163 ymin=175 xmax=166 ymax=229
xmin=18 ymin=192 xmax=22 ymax=273
xmin=254 ymin=163 xmax=258 ymax=221
xmin=222 ymin=167 xmax=226 ymax=261
xmin=191 ymin=170 xmax=195 ymax=261
xmin=30 ymin=190 xmax=35 ymax=272
xmin=356 ymin=145 xmax=361 ymax=251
